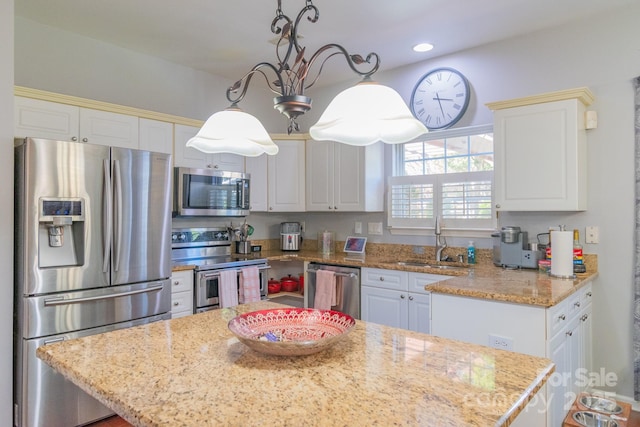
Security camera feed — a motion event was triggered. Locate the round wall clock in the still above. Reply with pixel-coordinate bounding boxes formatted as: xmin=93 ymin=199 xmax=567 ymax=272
xmin=410 ymin=67 xmax=470 ymax=130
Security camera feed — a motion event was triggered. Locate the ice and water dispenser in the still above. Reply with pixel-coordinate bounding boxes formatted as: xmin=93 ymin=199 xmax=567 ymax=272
xmin=38 ymin=198 xmax=85 ymax=268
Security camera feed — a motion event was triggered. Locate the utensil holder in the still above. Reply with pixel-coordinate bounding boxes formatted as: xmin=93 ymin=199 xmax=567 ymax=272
xmin=236 ymin=241 xmax=252 ymax=254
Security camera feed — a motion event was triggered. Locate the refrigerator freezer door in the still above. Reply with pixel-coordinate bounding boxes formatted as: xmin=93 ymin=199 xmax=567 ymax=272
xmin=110 ymin=147 xmax=172 ymax=286
xmin=20 ymin=279 xmax=170 ymax=339
xmin=16 ymin=313 xmax=169 ymax=427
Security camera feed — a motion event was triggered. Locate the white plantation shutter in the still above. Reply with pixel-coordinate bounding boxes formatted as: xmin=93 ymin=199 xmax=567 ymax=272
xmin=388 ymin=172 xmax=493 ymax=229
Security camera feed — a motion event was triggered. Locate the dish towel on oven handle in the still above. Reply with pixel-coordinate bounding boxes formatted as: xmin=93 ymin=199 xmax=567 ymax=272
xmin=219 ymin=269 xmax=239 ymax=308
xmin=239 ymin=266 xmax=261 ymax=304
xmin=314 ymin=269 xmax=336 ymax=310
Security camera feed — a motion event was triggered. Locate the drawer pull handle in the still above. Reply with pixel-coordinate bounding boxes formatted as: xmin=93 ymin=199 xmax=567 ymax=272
xmin=558 ymin=314 xmax=566 ymax=321
xmin=566 ymin=331 xmax=573 ymax=337
xmin=582 ymin=314 xmax=589 ymax=321
xmin=587 ymin=292 xmax=592 ymax=297
xmin=574 ymin=302 xmax=581 ymax=308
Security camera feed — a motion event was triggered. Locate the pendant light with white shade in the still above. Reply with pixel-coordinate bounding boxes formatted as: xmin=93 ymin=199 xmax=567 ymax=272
xmin=189 ymin=0 xmax=427 ymax=156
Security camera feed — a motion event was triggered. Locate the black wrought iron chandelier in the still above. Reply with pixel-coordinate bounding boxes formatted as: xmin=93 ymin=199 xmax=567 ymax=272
xmin=186 ymin=0 xmax=427 ymax=156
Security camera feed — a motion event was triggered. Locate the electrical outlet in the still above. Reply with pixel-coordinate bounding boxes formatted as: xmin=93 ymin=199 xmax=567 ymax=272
xmin=368 ymin=222 xmax=383 ymax=235
xmin=355 ymin=221 xmax=362 ymax=234
xmin=585 ymin=226 xmax=599 ymax=244
xmin=488 ymin=334 xmax=514 ymax=351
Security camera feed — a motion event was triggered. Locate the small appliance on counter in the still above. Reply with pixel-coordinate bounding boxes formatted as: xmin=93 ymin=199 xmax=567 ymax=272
xmin=280 ymin=221 xmax=302 ymax=251
xmin=492 ymin=226 xmax=543 ymax=269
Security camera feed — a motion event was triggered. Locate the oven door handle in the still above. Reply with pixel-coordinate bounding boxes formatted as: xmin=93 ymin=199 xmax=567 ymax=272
xmin=199 ymin=265 xmax=270 ymax=279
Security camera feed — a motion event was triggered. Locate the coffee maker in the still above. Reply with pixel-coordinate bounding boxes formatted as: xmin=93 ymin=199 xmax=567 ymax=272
xmin=280 ymin=222 xmax=302 ymax=251
xmin=493 ymin=226 xmax=541 ymax=269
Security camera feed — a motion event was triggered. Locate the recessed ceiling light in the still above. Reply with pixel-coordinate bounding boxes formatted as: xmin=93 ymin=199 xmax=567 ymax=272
xmin=413 ymin=43 xmax=434 ymax=53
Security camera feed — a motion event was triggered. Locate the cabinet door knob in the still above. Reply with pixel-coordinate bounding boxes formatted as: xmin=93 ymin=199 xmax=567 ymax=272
xmin=566 ymin=331 xmax=573 ymax=337
xmin=558 ymin=314 xmax=566 ymax=321
xmin=587 ymin=292 xmax=592 ymax=297
xmin=408 ymin=295 xmax=414 ymax=301
xmin=82 ymin=137 xmax=88 ymax=142
xmin=495 ymin=204 xmax=501 ymax=209
xmin=71 ymin=136 xmax=78 ymax=141
xmin=400 ymin=294 xmax=405 ymax=299
xmin=173 ymin=302 xmax=179 ymax=306
xmin=328 ymin=206 xmax=333 ymax=210
xmin=574 ymin=302 xmax=581 ymax=308
xmin=582 ymin=314 xmax=589 ymax=321
xmin=173 ymin=281 xmax=180 ymax=285
xmin=379 ymin=277 xmax=384 ymax=281
xmin=334 ymin=206 xmax=338 ymax=210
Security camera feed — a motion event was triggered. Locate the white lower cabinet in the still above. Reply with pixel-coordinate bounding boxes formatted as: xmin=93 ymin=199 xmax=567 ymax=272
xmin=431 ymin=282 xmax=593 ymax=427
xmin=170 ymin=270 xmax=194 ymax=318
xmin=361 ymin=268 xmax=450 ymax=334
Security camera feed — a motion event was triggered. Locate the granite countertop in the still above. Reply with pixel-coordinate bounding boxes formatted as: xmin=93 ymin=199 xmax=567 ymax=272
xmin=190 ymin=249 xmax=597 ymax=308
xmin=37 ymin=300 xmax=554 ymax=427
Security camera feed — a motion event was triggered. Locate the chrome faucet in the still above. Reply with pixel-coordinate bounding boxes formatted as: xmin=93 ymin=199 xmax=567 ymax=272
xmin=435 ymin=215 xmax=448 ymax=262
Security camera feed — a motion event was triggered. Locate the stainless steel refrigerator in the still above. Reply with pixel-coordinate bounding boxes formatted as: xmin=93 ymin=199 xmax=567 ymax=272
xmin=13 ymin=137 xmax=173 ymax=427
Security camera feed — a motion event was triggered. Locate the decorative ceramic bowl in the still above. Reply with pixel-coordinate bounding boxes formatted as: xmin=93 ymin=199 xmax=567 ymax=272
xmin=228 ymin=308 xmax=355 ymax=356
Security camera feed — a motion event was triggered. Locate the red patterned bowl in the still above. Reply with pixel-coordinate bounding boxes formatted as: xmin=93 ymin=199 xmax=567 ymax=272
xmin=228 ymin=308 xmax=355 ymax=356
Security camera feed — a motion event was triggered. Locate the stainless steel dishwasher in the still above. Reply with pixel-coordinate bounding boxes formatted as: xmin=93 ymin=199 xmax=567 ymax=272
xmin=305 ymin=263 xmax=360 ymax=319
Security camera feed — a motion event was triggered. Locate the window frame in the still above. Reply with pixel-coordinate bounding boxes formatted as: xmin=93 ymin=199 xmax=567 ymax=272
xmin=388 ymin=124 xmax=496 ymax=237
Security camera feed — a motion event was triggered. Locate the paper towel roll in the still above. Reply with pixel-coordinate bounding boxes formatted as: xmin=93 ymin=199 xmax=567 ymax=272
xmin=550 ymin=230 xmax=574 ymax=277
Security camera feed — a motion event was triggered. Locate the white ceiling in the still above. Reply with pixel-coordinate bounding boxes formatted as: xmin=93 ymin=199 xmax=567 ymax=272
xmin=15 ymin=0 xmax=636 ymax=87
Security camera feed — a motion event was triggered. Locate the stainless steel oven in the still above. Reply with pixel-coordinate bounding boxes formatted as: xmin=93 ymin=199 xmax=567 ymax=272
xmin=171 ymin=227 xmax=269 ymax=313
xmin=195 ymin=261 xmax=269 ymax=312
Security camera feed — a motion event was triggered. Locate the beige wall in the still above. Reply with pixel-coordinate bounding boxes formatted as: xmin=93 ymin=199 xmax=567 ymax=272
xmin=2 ymin=0 xmax=14 ymax=424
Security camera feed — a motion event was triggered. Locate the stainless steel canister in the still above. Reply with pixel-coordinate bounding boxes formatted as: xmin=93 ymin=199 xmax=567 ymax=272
xmin=501 ymin=226 xmax=521 ymax=243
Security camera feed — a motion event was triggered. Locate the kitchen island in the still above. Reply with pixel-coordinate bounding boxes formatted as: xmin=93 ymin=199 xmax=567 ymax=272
xmin=38 ymin=301 xmax=554 ymax=427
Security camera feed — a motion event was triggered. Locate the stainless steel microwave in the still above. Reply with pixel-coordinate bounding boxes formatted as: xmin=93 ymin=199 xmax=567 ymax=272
xmin=173 ymin=167 xmax=250 ymax=217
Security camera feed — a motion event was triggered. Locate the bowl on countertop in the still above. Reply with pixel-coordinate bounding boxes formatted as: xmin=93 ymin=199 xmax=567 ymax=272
xmin=228 ymin=308 xmax=355 ymax=356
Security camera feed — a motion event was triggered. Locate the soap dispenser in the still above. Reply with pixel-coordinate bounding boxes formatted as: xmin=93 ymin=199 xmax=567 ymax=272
xmin=467 ymin=241 xmax=476 ymax=264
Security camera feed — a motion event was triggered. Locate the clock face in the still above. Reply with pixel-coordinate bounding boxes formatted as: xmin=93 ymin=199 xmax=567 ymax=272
xmin=410 ymin=68 xmax=470 ymax=130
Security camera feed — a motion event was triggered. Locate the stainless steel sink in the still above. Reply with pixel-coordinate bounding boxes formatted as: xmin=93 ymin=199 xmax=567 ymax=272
xmin=572 ymin=411 xmax=619 ymax=427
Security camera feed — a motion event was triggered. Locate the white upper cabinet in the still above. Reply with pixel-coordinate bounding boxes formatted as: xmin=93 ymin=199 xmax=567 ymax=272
xmin=139 ymin=118 xmax=173 ymax=154
xmin=79 ymin=108 xmax=139 ymax=149
xmin=173 ymin=124 xmax=244 ymax=171
xmin=15 ymin=96 xmax=80 ymax=141
xmin=244 ymin=153 xmax=268 ymax=212
xmin=15 ymin=96 xmax=139 ymax=148
xmin=15 ymin=96 xmax=145 ymax=150
xmin=488 ymin=88 xmax=594 ymax=211
xmin=305 ymin=140 xmax=383 ymax=212
xmin=267 ymin=139 xmax=306 ymax=212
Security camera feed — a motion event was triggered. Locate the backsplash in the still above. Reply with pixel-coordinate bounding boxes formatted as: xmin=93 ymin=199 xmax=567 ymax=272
xmin=250 ymin=239 xmax=598 ymax=272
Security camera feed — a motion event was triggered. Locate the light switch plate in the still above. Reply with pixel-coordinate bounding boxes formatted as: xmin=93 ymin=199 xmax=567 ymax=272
xmin=354 ymin=222 xmax=362 ymax=234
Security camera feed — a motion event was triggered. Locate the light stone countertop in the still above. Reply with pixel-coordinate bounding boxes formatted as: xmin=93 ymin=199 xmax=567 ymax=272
xmin=205 ymin=249 xmax=597 ymax=307
xmin=37 ymin=300 xmax=554 ymax=427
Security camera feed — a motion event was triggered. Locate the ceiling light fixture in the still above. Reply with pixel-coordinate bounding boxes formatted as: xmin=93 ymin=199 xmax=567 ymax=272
xmin=413 ymin=43 xmax=434 ymax=53
xmin=187 ymin=0 xmax=427 ymax=155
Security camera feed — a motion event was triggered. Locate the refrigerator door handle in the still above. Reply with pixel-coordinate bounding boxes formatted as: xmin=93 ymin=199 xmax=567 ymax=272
xmin=43 ymin=284 xmax=165 ymax=306
xmin=113 ymin=159 xmax=123 ymax=272
xmin=102 ymin=159 xmax=112 ymax=273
